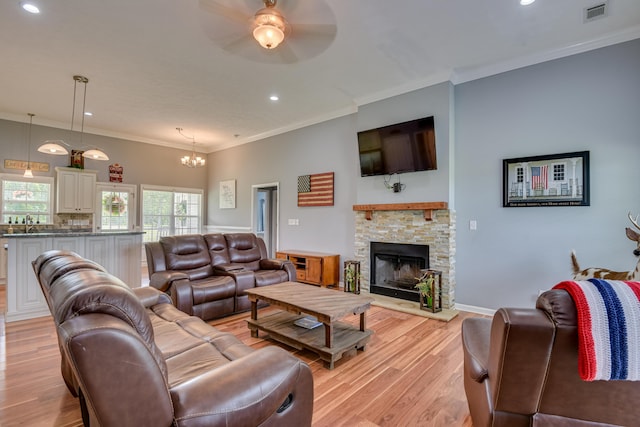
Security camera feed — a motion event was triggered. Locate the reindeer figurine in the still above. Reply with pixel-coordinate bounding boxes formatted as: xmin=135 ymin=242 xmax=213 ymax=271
xmin=571 ymin=212 xmax=640 ymax=280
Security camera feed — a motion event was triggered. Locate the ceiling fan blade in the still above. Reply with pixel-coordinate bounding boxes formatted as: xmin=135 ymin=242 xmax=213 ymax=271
xmin=290 ymin=23 xmax=337 ymax=39
xmin=273 ymin=42 xmax=300 ymax=64
xmin=222 ymin=34 xmax=258 ymax=54
xmin=199 ymin=0 xmax=252 ymax=24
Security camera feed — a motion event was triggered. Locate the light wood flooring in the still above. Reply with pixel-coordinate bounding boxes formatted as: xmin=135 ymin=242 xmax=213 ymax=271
xmin=0 ymin=284 xmax=478 ymax=426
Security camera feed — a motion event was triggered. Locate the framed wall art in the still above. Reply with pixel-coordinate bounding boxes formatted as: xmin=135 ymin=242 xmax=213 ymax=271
xmin=219 ymin=179 xmax=236 ymax=209
xmin=503 ymin=151 xmax=590 ymax=207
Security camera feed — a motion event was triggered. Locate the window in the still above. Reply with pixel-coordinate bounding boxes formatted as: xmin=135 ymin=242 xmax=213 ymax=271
xmin=553 ymin=163 xmax=566 ymax=181
xmin=141 ymin=185 xmax=203 ymax=242
xmin=516 ymin=167 xmax=524 ymax=183
xmin=1 ymin=175 xmax=54 ymax=224
xmin=95 ymin=183 xmax=137 ymax=231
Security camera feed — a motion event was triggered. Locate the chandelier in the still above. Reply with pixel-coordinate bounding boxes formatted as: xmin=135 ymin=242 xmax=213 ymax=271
xmin=253 ymin=0 xmax=289 ymax=49
xmin=38 ymin=75 xmax=109 ymax=161
xmin=177 ymin=128 xmax=205 ymax=168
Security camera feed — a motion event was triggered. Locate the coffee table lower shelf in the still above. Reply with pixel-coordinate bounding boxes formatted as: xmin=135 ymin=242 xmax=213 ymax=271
xmin=247 ymin=311 xmax=372 ymax=369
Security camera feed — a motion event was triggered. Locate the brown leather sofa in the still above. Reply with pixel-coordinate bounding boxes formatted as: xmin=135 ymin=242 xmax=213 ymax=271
xmin=462 ymin=289 xmax=640 ymax=427
xmin=32 ymin=249 xmax=314 ymax=427
xmin=145 ymin=233 xmax=296 ymax=320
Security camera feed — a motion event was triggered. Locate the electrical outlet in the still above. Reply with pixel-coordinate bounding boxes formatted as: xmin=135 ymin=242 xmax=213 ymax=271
xmin=469 ymin=220 xmax=477 ymax=230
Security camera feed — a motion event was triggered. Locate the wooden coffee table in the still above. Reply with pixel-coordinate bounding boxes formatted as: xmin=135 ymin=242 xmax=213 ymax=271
xmin=245 ymin=281 xmax=374 ymax=369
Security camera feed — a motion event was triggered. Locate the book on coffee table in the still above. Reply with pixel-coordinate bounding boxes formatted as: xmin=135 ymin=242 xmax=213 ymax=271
xmin=294 ymin=316 xmax=322 ymax=329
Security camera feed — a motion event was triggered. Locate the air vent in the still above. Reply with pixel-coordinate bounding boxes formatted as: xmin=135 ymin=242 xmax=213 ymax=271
xmin=584 ymin=2 xmax=608 ymax=22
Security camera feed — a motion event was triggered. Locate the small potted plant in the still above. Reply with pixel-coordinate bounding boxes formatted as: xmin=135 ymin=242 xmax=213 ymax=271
xmin=415 ymin=270 xmax=436 ymax=311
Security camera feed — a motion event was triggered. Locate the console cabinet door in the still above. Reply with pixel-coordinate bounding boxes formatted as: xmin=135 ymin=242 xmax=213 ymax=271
xmin=306 ymin=258 xmax=322 ymax=283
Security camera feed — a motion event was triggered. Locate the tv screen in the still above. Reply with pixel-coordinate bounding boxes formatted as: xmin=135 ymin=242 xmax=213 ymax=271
xmin=357 ymin=116 xmax=437 ymax=177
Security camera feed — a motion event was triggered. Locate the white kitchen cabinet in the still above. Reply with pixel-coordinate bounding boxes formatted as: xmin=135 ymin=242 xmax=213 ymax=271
xmin=56 ymin=167 xmax=97 ymax=213
xmin=6 ymin=237 xmax=52 ymax=322
xmin=4 ymin=231 xmax=144 ymax=322
xmin=113 ymin=234 xmax=142 ymax=288
xmin=0 ymin=238 xmax=7 ymax=285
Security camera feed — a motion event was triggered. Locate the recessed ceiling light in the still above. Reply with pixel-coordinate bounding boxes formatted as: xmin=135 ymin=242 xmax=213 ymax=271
xmin=520 ymin=0 xmax=535 ymax=5
xmin=269 ymin=95 xmax=279 ymax=101
xmin=21 ymin=2 xmax=40 ymax=13
xmin=84 ymin=111 xmax=93 ymax=116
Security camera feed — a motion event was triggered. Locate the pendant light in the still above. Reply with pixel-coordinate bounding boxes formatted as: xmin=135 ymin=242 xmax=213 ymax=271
xmin=177 ymin=127 xmax=205 ymax=168
xmin=37 ymin=75 xmax=108 ymax=161
xmin=24 ymin=113 xmax=35 ymax=178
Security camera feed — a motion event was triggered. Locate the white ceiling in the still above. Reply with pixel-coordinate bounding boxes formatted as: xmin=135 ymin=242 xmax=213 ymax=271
xmin=0 ymin=0 xmax=639 ymax=153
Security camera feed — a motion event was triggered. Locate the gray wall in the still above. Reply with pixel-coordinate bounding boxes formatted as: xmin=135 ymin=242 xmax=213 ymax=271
xmin=209 ymin=38 xmax=640 ymax=310
xmin=455 ymin=38 xmax=640 ymax=309
xmin=0 ymin=119 xmax=209 ymax=225
xmin=207 ymin=82 xmax=451 ymax=262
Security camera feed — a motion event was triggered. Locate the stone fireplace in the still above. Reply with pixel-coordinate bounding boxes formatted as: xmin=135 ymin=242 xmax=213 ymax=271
xmin=353 ymin=203 xmax=455 ymax=309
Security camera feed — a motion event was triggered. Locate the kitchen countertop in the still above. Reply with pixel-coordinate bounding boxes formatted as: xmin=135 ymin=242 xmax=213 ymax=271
xmin=3 ymin=230 xmax=145 ymax=238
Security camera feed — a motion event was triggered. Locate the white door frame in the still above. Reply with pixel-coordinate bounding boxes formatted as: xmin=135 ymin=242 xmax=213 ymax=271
xmin=251 ymin=182 xmax=279 ymax=254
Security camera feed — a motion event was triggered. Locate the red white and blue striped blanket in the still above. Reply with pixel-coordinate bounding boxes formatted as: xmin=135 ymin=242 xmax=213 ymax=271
xmin=553 ymin=279 xmax=640 ymax=381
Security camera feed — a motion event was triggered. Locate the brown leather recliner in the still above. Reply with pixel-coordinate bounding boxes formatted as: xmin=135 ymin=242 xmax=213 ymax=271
xmin=145 ymin=233 xmax=296 ymax=320
xmin=462 ymin=289 xmax=640 ymax=427
xmin=33 ymin=250 xmax=314 ymax=427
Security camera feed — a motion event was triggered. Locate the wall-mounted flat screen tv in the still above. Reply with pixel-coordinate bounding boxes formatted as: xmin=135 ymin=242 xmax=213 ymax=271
xmin=357 ymin=116 xmax=437 ymax=177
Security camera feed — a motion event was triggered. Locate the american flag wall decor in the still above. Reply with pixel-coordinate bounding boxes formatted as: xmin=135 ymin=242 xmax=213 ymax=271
xmin=297 ymin=172 xmax=334 ymax=207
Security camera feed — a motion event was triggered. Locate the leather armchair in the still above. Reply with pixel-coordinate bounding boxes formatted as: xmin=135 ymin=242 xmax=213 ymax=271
xmin=33 ymin=250 xmax=314 ymax=427
xmin=462 ymin=289 xmax=640 ymax=427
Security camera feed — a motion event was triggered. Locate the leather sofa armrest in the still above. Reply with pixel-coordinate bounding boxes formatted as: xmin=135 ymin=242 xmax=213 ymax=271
xmin=213 ymin=263 xmax=246 ymax=272
xmin=461 ymin=317 xmax=491 ymax=382
xmin=260 ymin=259 xmax=296 ymax=281
xmin=149 ymin=271 xmax=189 ymax=293
xmin=259 ymin=258 xmax=287 ymax=270
xmin=172 ymin=279 xmax=194 ymax=315
xmin=133 ymin=287 xmax=172 ymax=307
xmin=170 ymin=346 xmax=313 ymax=427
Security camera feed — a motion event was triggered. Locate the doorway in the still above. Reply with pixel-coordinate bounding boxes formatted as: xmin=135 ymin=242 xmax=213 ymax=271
xmin=251 ymin=183 xmax=279 ymax=257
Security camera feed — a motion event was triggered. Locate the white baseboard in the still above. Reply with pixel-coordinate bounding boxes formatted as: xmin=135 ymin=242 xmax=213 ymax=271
xmin=454 ymin=303 xmax=496 ymax=316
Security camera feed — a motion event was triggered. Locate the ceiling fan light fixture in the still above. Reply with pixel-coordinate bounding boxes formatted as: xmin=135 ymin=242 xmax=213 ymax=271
xmin=253 ymin=4 xmax=288 ymax=49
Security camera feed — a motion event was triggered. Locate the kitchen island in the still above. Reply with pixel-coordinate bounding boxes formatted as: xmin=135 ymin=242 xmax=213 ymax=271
xmin=3 ymin=231 xmax=144 ymax=322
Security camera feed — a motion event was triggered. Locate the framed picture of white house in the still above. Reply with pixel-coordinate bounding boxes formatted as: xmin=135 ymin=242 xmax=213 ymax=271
xmin=503 ymin=151 xmax=590 ymax=208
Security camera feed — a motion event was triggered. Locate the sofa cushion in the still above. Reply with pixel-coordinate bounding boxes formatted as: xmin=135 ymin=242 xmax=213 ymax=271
xmin=225 ymin=233 xmax=264 ymax=270
xmin=204 ymin=233 xmax=232 ymax=266
xmin=161 ymin=235 xmax=214 ymax=279
xmin=190 ymin=277 xmax=236 ymax=305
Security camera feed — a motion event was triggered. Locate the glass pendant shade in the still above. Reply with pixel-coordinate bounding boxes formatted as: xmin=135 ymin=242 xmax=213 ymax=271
xmin=83 ymin=149 xmax=109 ymax=161
xmin=253 ymin=5 xmax=288 ymax=49
xmin=38 ymin=140 xmax=70 ymax=155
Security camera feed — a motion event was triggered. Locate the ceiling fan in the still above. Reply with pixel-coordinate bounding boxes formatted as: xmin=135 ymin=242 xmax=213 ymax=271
xmin=198 ymin=0 xmax=337 ymax=64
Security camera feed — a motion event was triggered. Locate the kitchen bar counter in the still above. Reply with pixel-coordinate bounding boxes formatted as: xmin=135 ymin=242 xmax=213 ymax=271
xmin=5 ymin=231 xmax=144 ymax=322
xmin=4 ymin=230 xmax=144 ymax=238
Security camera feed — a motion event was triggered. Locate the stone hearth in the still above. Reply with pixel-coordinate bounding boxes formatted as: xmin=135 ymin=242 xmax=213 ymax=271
xmin=353 ymin=203 xmax=456 ymax=309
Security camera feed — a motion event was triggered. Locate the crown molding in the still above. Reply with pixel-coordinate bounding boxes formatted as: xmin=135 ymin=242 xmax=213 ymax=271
xmin=451 ymin=25 xmax=640 ymax=85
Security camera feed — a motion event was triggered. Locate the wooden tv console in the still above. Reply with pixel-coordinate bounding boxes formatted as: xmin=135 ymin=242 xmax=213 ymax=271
xmin=276 ymin=250 xmax=339 ymax=287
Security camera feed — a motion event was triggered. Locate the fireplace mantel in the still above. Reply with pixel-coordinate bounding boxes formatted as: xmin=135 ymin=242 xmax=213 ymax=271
xmin=353 ymin=202 xmax=448 ymax=221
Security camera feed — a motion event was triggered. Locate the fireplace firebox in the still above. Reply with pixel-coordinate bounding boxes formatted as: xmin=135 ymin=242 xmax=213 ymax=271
xmin=369 ymin=242 xmax=429 ymax=302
